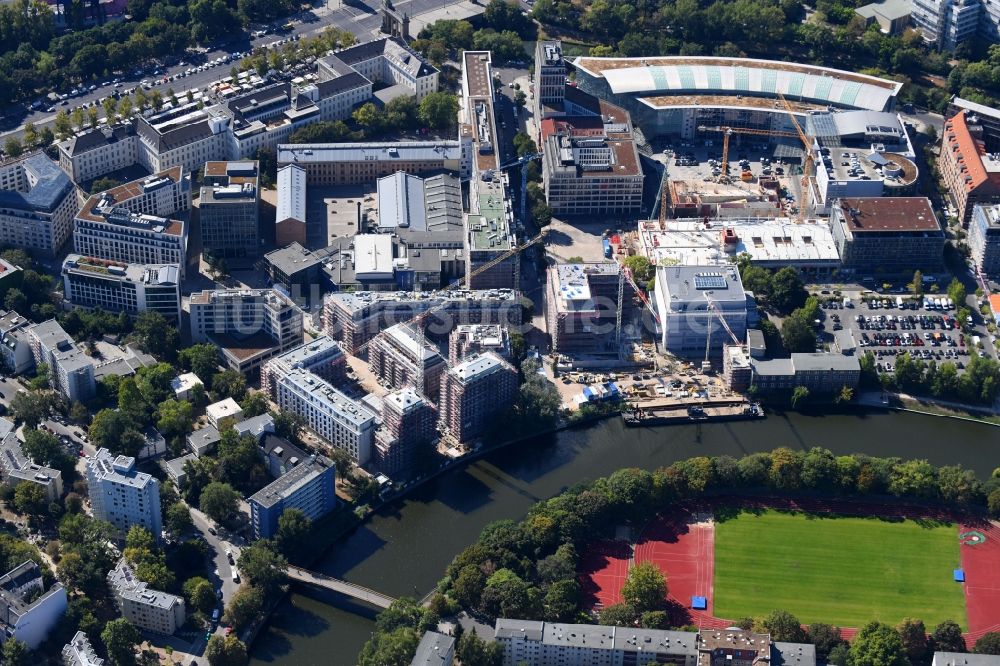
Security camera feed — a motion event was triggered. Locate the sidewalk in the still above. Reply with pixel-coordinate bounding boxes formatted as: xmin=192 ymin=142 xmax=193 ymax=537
xmin=857 ymin=390 xmax=1000 ymax=423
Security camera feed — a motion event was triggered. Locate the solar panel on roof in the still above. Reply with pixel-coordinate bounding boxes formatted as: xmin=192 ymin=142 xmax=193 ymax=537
xmin=694 ymin=273 xmax=728 ymax=290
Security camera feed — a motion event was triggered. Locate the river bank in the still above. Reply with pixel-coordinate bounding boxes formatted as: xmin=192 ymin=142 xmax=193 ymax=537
xmin=249 ymin=408 xmax=1000 ymax=666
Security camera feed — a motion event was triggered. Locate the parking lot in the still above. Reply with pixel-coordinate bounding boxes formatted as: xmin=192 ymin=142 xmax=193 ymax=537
xmin=819 ymin=295 xmax=978 ymax=376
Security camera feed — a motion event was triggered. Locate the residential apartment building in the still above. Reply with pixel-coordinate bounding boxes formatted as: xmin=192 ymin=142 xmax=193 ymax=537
xmin=911 ymin=0 xmax=1000 ymax=50
xmin=970 ymin=203 xmax=1000 ymax=276
xmin=74 ymin=168 xmax=190 ymax=270
xmin=260 ymin=336 xmax=347 ymax=398
xmin=940 ymin=110 xmax=1000 ymax=226
xmin=373 ymin=387 xmax=436 ymax=476
xmin=948 ymin=96 xmax=1000 ymax=151
xmin=0 ymin=419 xmax=63 ymax=501
xmin=200 ymin=161 xmax=261 ymax=260
xmin=107 ymin=559 xmax=184 ymax=634
xmin=272 ymin=367 xmax=378 ymax=464
xmin=188 ymin=289 xmax=303 ymax=374
xmin=831 ymin=197 xmax=944 ymax=274
xmin=63 ymin=631 xmax=104 ymax=666
xmin=369 ymin=323 xmax=445 ymax=402
xmin=0 ymin=152 xmax=78 ymax=256
xmin=257 ymin=432 xmax=306 ymax=478
xmin=411 ymin=632 xmax=455 ymax=666
xmin=85 ymin=448 xmax=162 ymax=538
xmin=326 ymin=37 xmax=439 ymax=101
xmin=438 ymin=352 xmax=517 ymax=443
xmin=206 ymin=397 xmax=243 ymax=430
xmin=541 ymin=107 xmax=644 ymax=216
xmin=494 ymin=621 xmax=816 ymax=666
xmin=277 ymin=142 xmax=465 ymax=185
xmin=0 ymin=561 xmax=67 ymax=649
xmin=545 ymin=263 xmax=633 ymax=355
xmin=448 ymin=324 xmax=510 ymax=364
xmin=27 ymin=319 xmax=96 ymax=403
xmin=0 ymin=310 xmax=34 ymax=375
xmin=653 ymin=266 xmax=748 ymax=358
xmin=248 ymin=454 xmax=337 ymax=539
xmin=323 ymin=288 xmax=521 ymax=354
xmin=62 ymin=256 xmax=181 ymax=320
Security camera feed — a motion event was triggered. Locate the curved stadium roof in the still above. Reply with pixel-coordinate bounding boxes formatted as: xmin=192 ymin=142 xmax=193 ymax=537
xmin=573 ymin=57 xmax=902 ymax=113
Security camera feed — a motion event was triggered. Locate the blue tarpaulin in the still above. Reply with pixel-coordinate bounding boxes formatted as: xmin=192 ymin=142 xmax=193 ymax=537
xmin=954 ymin=569 xmax=966 ymax=582
xmin=691 ymin=596 xmax=707 ymax=610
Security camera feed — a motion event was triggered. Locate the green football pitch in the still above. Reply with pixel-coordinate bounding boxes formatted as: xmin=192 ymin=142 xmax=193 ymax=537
xmin=713 ymin=510 xmax=967 ymax=628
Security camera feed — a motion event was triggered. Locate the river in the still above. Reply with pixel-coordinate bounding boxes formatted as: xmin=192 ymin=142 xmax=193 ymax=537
xmin=248 ymin=408 xmax=999 ymax=665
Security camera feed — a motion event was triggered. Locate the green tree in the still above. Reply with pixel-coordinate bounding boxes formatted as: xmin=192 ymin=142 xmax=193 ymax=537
xmin=352 ymin=102 xmax=380 ymax=129
xmin=806 ymin=623 xmax=845 ymax=663
xmin=781 ymin=313 xmax=816 ymax=353
xmin=89 ymin=409 xmax=145 ymax=457
xmin=896 ymin=617 xmax=927 ymax=663
xmin=275 ymin=508 xmax=311 ymax=561
xmin=931 ymin=620 xmax=966 ymax=653
xmin=179 ymin=343 xmax=219 ymax=379
xmin=223 ymin=585 xmax=264 ymax=630
xmin=758 ymin=609 xmax=806 ymax=642
xmin=455 ymin=628 xmax=503 ymax=666
xmin=1 ymin=639 xmax=29 ymax=666
xmin=623 ymin=255 xmax=654 ymax=283
xmin=156 ymin=398 xmax=194 ymax=439
xmin=850 ymin=621 xmax=909 ymax=666
xmin=769 ymin=266 xmax=807 ymax=313
xmin=22 ymin=429 xmax=64 ymax=467
xmin=947 ymin=277 xmax=967 ymax=309
xmin=22 ymin=122 xmax=37 ymax=150
xmin=101 ymin=618 xmax=141 ymax=666
xmin=13 ymin=483 xmax=47 ymax=516
xmin=10 ymin=390 xmax=51 ymax=428
xmin=102 ymin=96 xmax=118 ymax=121
xmin=620 ymin=561 xmax=666 ymax=611
xmin=131 ymin=311 xmax=179 ymax=359
xmin=205 ymin=634 xmax=248 ymax=666
xmin=790 ymin=385 xmax=810 ymax=408
xmin=212 ymin=369 xmax=247 ymax=401
xmin=199 ymin=482 xmax=240 ymax=524
xmin=165 ymin=502 xmax=193 ymax=534
xmin=54 ymin=111 xmax=73 ymax=139
xmin=975 ymin=632 xmax=1000 ymax=654
xmin=236 ymin=541 xmax=287 ymax=595
xmin=240 ymin=392 xmax=269 ymax=419
xmin=182 ymin=576 xmax=217 ymax=614
xmin=3 ymin=137 xmax=22 ymax=158
xmin=417 ymin=91 xmax=459 ymax=129
xmin=358 ymin=626 xmax=420 ymax=666
xmin=909 ymin=270 xmax=924 ymax=297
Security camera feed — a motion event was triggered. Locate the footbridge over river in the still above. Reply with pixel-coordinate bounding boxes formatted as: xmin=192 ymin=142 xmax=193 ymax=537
xmin=286 ymin=566 xmax=398 ymax=609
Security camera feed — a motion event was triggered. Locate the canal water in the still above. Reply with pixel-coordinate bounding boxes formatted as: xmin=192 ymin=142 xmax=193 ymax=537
xmin=249 ymin=408 xmax=999 ymax=665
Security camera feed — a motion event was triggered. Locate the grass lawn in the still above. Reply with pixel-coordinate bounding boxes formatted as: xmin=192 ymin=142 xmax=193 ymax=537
xmin=713 ymin=510 xmax=967 ymax=628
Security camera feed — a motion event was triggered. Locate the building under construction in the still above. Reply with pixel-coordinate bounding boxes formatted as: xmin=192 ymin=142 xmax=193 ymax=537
xmin=323 ymin=289 xmax=521 ymax=354
xmin=448 ymin=324 xmax=511 ymax=364
xmin=545 ymin=263 xmax=635 ymax=355
xmin=373 ymin=387 xmax=437 ymax=476
xmin=368 ymin=323 xmax=446 ymax=402
xmin=438 ymin=352 xmax=517 ymax=443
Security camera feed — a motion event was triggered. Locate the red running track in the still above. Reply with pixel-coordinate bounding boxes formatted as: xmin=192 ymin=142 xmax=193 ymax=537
xmin=960 ymin=520 xmax=1000 ymax=643
xmin=579 ymin=540 xmax=631 ymax=609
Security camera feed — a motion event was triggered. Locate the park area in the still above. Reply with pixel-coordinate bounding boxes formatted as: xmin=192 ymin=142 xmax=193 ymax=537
xmin=712 ymin=509 xmax=967 ymax=629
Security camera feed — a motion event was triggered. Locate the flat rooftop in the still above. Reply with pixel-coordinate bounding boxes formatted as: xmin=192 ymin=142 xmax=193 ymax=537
xmin=837 ymin=197 xmax=940 ymax=233
xmin=641 ymin=94 xmax=825 ymax=113
xmin=327 ymin=288 xmax=518 ymax=315
xmin=277 ymin=142 xmax=462 ymax=165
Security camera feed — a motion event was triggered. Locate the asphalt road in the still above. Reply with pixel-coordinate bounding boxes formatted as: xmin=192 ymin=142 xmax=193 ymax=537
xmin=1 ymin=0 xmax=470 ymax=141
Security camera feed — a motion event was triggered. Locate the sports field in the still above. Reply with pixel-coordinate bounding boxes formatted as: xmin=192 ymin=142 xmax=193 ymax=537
xmin=713 ymin=510 xmax=967 ymax=628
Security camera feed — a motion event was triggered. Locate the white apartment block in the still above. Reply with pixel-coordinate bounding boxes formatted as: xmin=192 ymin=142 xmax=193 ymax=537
xmin=0 ymin=153 xmax=78 ymax=256
xmin=62 ymin=255 xmax=181 ymax=320
xmin=62 ymin=631 xmax=104 ymax=666
xmin=86 ymin=448 xmax=163 ymax=538
xmin=0 ymin=417 xmax=64 ymax=502
xmin=107 ymin=559 xmax=184 ymax=635
xmin=273 ymin=367 xmax=378 ymax=465
xmin=0 ymin=310 xmax=34 ymax=375
xmin=74 ymin=167 xmax=190 ymax=269
xmin=188 ymin=288 xmax=303 ymax=374
xmin=912 ymin=0 xmax=999 ymax=50
xmin=27 ymin=319 xmax=96 ymax=403
xmin=0 ymin=561 xmax=67 ymax=649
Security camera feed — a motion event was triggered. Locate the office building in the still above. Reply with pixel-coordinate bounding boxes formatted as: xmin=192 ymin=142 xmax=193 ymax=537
xmin=653 ymin=266 xmax=748 ymax=358
xmin=0 ymin=310 xmax=33 ymax=375
xmin=0 ymin=152 xmax=78 ymax=256
xmin=260 ymin=335 xmax=347 ymax=398
xmin=188 ymin=288 xmax=303 ymax=374
xmin=273 ymin=367 xmax=378 ymax=464
xmin=911 ymin=0 xmax=1000 ymax=50
xmin=27 ymin=319 xmax=96 ymax=403
xmin=0 ymin=561 xmax=67 ymax=649
xmin=62 ymin=256 xmax=181 ymax=320
xmin=545 ymin=263 xmax=633 ymax=355
xmin=276 ymin=164 xmax=307 ymax=247
xmin=134 ymin=105 xmax=231 ymax=175
xmin=171 ymin=372 xmax=203 ymax=400
xmin=448 ymin=324 xmax=510 ymax=363
xmin=0 ymin=419 xmax=63 ymax=502
xmin=200 ymin=161 xmax=261 ymax=260
xmin=248 ymin=454 xmax=336 ymax=539
xmin=63 ymin=631 xmax=104 ymax=666
xmin=724 ymin=344 xmax=861 ymax=394
xmin=534 ymin=41 xmax=566 ymax=123
xmin=277 ymin=142 xmax=464 ymax=185
xmin=85 ymin=448 xmax=162 ymax=538
xmin=57 ymin=122 xmax=139 ymax=183
xmin=855 ymin=0 xmax=912 ymax=34
xmin=831 ymin=197 xmax=944 ymax=274
xmin=325 ymin=37 xmax=439 ymax=101
xmin=940 ymin=110 xmax=1000 ymax=226
xmin=324 ymin=288 xmax=521 ymax=354
xmin=74 ymin=168 xmax=190 ymax=270
xmin=411 ymin=631 xmax=455 ymax=666
xmin=970 ymin=203 xmax=1000 ymax=276
xmin=263 ymin=242 xmax=326 ymax=306
xmin=369 ymin=323 xmax=445 ymax=402
xmin=438 ymin=352 xmax=516 ymax=442
xmin=373 ymin=387 xmax=436 ymax=476
xmin=948 ymin=96 xmax=1000 ymax=151
xmin=541 ymin=102 xmax=644 ymax=216
xmin=206 ymin=398 xmax=243 ymax=430
xmin=494 ymin=620 xmax=816 ymax=666
xmin=107 ymin=559 xmax=184 ymax=634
